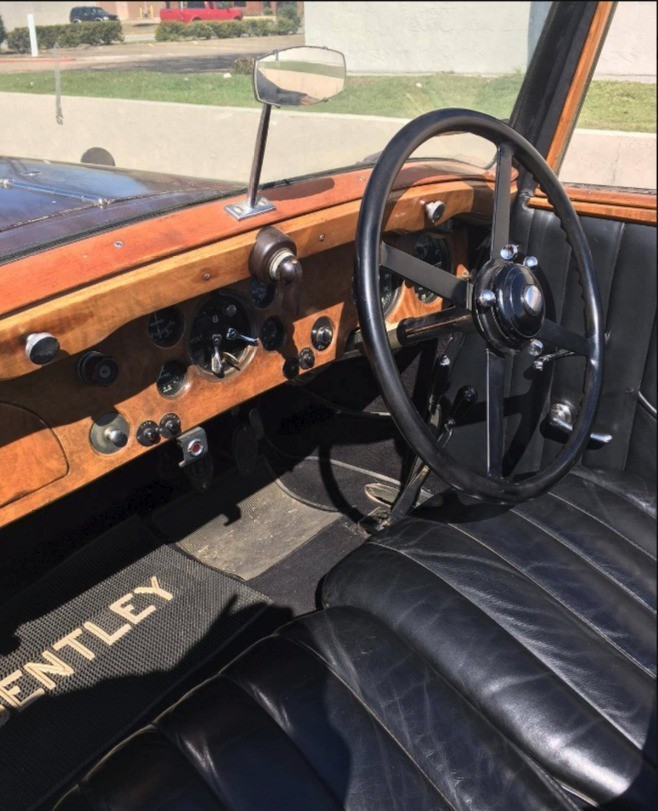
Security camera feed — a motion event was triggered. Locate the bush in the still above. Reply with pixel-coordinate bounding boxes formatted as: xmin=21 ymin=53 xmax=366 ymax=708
xmin=232 ymin=56 xmax=255 ymax=75
xmin=154 ymin=18 xmax=284 ymax=42
xmin=0 ymin=15 xmax=6 ymax=46
xmin=186 ymin=21 xmax=214 ymax=39
xmin=7 ymin=21 xmax=123 ymax=53
xmin=276 ymin=2 xmax=300 ymax=26
xmin=263 ymin=7 xmax=273 ymax=15
xmin=154 ymin=21 xmax=186 ymax=41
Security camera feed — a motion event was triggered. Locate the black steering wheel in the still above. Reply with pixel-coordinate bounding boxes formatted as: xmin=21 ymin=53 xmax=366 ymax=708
xmin=356 ymin=109 xmax=604 ymax=502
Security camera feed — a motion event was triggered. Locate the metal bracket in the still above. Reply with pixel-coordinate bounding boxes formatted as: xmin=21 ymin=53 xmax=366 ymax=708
xmin=549 ymin=402 xmax=612 ymax=445
xmin=225 ymin=196 xmax=276 ymax=221
xmin=176 ymin=426 xmax=210 ymax=468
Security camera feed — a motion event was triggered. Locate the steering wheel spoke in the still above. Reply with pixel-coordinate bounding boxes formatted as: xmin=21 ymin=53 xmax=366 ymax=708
xmin=539 ymin=319 xmax=589 ymax=356
xmin=490 ymin=142 xmax=514 ymax=259
xmin=380 ymin=242 xmax=471 ymax=309
xmin=486 ymin=349 xmax=506 ymax=477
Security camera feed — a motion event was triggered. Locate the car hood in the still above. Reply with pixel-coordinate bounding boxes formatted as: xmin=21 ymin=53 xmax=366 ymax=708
xmin=0 ymin=157 xmax=242 ymax=264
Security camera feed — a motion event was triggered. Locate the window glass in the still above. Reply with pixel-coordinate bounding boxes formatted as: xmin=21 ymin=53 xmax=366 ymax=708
xmin=559 ymin=1 xmax=656 ymax=191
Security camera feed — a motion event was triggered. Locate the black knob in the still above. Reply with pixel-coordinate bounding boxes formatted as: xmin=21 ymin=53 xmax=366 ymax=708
xmin=299 ymin=347 xmax=316 ymax=370
xmin=25 ymin=332 xmax=60 ymax=366
xmin=78 ymin=351 xmax=119 ymax=386
xmin=136 ymin=420 xmax=160 ymax=447
xmin=282 ymin=357 xmax=299 ymax=379
xmin=159 ymin=413 xmax=181 ymax=439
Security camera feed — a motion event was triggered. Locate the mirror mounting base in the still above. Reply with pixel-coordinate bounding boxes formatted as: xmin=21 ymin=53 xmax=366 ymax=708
xmin=226 ymin=102 xmax=276 ymax=222
xmin=225 ymin=195 xmax=276 ymax=221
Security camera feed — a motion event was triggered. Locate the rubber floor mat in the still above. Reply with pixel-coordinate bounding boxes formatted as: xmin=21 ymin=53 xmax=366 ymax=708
xmin=0 ymin=516 xmax=270 ymax=811
xmin=152 ymin=461 xmax=338 ymax=580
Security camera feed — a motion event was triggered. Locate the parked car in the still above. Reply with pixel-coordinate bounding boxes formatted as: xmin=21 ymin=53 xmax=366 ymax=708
xmin=0 ymin=3 xmax=655 ymax=810
xmin=69 ymin=6 xmax=119 ymax=23
xmin=159 ymin=1 xmax=244 ymax=24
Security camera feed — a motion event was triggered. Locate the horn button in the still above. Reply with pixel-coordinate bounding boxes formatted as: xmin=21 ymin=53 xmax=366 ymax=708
xmin=474 ymin=260 xmax=545 ymax=353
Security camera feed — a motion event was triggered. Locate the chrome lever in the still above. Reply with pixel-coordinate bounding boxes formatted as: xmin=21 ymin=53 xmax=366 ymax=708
xmin=533 ymin=349 xmax=573 ymax=371
xmin=225 ymin=327 xmax=259 ymax=346
xmin=549 ymin=402 xmax=612 ymax=445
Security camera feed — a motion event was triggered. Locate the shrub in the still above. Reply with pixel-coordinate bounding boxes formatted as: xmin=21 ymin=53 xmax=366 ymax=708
xmin=232 ymin=56 xmax=255 ymax=75
xmin=6 ymin=21 xmax=122 ymax=53
xmin=242 ymin=18 xmax=273 ymax=37
xmin=263 ymin=7 xmax=273 ymax=15
xmin=273 ymin=16 xmax=298 ymax=35
xmin=276 ymin=2 xmax=300 ymax=26
xmin=186 ymin=21 xmax=214 ymax=39
xmin=0 ymin=15 xmax=6 ymax=46
xmin=208 ymin=20 xmax=242 ymax=38
xmin=155 ymin=21 xmax=186 ymax=41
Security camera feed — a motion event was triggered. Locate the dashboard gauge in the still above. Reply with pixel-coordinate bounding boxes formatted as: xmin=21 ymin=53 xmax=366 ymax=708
xmin=379 ymin=268 xmax=403 ymax=316
xmin=156 ymin=360 xmax=188 ymax=398
xmin=412 ymin=234 xmax=451 ymax=304
xmin=148 ymin=307 xmax=184 ymax=348
xmin=260 ymin=316 xmax=286 ymax=351
xmin=249 ymin=279 xmax=277 ymax=309
xmin=413 ymin=284 xmax=438 ymax=304
xmin=189 ymin=295 xmax=254 ymax=377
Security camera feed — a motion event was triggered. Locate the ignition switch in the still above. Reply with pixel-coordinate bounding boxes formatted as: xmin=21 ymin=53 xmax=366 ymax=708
xmin=249 ymin=226 xmax=303 ymax=316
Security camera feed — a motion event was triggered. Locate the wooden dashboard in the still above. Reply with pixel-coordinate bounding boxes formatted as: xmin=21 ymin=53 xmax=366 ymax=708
xmin=0 ymin=164 xmax=495 ymax=528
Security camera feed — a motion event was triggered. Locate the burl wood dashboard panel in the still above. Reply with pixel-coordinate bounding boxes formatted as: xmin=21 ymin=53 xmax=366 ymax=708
xmin=0 ymin=169 xmax=491 ymax=528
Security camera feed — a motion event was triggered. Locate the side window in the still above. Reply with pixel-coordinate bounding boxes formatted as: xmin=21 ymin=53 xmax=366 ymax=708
xmin=559 ymin=2 xmax=656 ymax=191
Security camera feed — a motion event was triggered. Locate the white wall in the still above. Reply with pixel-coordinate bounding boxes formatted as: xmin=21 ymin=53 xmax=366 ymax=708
xmin=0 ymin=93 xmax=653 ymax=189
xmin=304 ymin=1 xmax=551 ymax=75
xmin=594 ymin=1 xmax=657 ymax=81
xmin=0 ymin=1 xmax=96 ymax=30
xmin=305 ymin=1 xmax=656 ymax=80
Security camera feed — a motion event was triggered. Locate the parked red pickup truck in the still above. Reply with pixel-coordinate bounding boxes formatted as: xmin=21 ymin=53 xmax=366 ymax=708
xmin=160 ymin=2 xmax=243 ymax=24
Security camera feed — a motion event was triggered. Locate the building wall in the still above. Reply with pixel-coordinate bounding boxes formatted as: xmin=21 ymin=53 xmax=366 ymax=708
xmin=304 ymin=1 xmax=656 ymax=79
xmin=0 ymin=1 xmax=97 ymax=29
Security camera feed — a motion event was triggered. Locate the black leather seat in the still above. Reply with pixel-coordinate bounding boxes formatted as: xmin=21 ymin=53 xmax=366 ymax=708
xmin=324 ymin=468 xmax=657 ymax=810
xmin=57 ymin=468 xmax=655 ymax=810
xmin=56 ymin=606 xmax=576 ymax=810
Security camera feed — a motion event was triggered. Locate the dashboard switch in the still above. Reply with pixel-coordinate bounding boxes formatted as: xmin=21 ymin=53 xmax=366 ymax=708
xmin=136 ymin=420 xmax=160 ymax=447
xmin=159 ymin=413 xmax=182 ymax=439
xmin=78 ymin=351 xmax=119 ymax=386
xmin=299 ymin=347 xmax=316 ymax=370
xmin=25 ymin=332 xmax=60 ymax=366
xmin=176 ymin=426 xmax=209 ymax=468
xmin=311 ymin=317 xmax=334 ymax=351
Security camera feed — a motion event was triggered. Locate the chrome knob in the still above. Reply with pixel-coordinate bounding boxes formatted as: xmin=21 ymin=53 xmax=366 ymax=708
xmin=25 ymin=332 xmax=60 ymax=366
xmin=500 ymin=244 xmax=520 ymax=261
xmin=527 ymin=339 xmax=544 ymax=357
xmin=478 ymin=289 xmax=496 ymax=309
xmin=522 ymin=285 xmax=544 ymax=315
xmin=523 ymin=255 xmax=539 ymax=268
xmin=104 ymin=427 xmax=128 ymax=448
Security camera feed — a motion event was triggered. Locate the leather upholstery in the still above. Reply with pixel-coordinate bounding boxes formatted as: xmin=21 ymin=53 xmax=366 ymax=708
xmin=56 ymin=606 xmax=576 ymax=811
xmin=324 ymin=469 xmax=657 ymax=810
xmin=440 ymin=206 xmax=657 ymax=489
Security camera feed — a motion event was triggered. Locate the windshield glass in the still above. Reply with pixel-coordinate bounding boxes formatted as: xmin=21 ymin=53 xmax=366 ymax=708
xmin=0 ymin=0 xmax=556 ymax=196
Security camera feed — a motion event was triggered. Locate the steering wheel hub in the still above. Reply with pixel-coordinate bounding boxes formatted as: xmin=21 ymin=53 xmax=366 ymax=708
xmin=474 ymin=260 xmax=545 ymax=352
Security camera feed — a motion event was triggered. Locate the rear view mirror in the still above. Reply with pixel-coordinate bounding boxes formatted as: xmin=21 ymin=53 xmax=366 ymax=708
xmin=254 ymin=46 xmax=346 ymax=107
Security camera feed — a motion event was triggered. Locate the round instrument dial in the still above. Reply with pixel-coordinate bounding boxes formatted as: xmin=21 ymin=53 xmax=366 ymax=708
xmin=148 ymin=308 xmax=184 ymax=348
xmin=412 ymin=234 xmax=451 ymax=304
xmin=260 ymin=316 xmax=286 ymax=352
xmin=189 ymin=295 xmax=254 ymax=377
xmin=157 ymin=360 xmax=188 ymax=398
xmin=249 ymin=279 xmax=277 ymax=309
xmin=379 ymin=268 xmax=403 ymax=315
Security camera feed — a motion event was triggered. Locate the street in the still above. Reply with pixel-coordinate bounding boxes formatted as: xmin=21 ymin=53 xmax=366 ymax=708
xmin=0 ymin=34 xmax=304 ymax=74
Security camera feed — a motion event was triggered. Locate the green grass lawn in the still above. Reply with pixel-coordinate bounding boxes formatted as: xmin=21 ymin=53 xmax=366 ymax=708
xmin=0 ymin=69 xmax=654 ymax=132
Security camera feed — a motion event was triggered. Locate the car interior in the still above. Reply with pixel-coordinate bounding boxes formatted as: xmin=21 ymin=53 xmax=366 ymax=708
xmin=0 ymin=1 xmax=655 ymax=809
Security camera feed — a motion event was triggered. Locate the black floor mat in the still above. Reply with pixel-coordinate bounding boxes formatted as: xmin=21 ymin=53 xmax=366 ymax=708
xmin=0 ymin=516 xmax=271 ymax=811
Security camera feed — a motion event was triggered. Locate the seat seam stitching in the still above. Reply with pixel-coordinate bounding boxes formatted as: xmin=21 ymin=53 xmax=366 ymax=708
xmin=218 ymin=672 xmax=348 ymax=809
xmin=547 ymin=491 xmax=657 ymax=561
xmin=369 ymin=539 xmax=650 ymax=749
xmin=152 ymin=717 xmax=231 ymax=810
xmin=269 ymin=626 xmax=463 ymax=805
xmin=569 ymin=468 xmax=656 ymax=519
xmin=282 ymin=633 xmax=461 ymax=811
xmin=445 ymin=521 xmax=654 ymax=677
xmin=511 ymin=506 xmax=657 ymax=616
